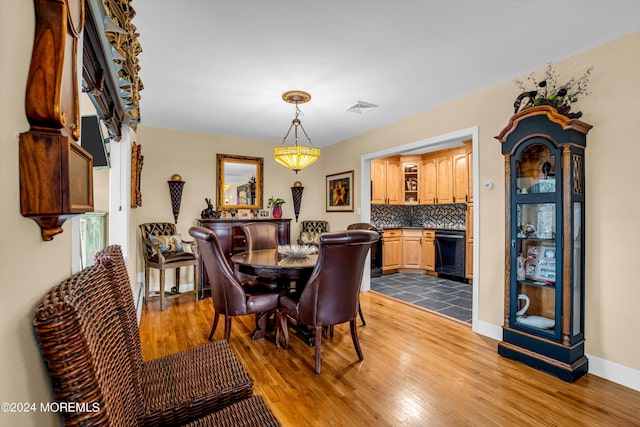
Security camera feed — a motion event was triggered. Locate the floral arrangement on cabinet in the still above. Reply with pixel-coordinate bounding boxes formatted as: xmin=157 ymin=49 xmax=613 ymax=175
xmin=513 ymin=63 xmax=593 ymax=119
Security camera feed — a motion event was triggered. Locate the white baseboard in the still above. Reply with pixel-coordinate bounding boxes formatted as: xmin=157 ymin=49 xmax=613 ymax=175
xmin=474 ymin=320 xmax=640 ymax=392
xmin=587 ymin=353 xmax=640 ymax=392
xmin=474 ymin=319 xmax=502 ymax=341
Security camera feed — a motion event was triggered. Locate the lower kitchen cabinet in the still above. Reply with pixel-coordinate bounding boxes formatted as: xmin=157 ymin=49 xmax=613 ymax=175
xmin=402 ymin=229 xmax=422 ymax=268
xmin=422 ymin=229 xmax=435 ymax=271
xmin=382 ymin=229 xmax=402 ymax=273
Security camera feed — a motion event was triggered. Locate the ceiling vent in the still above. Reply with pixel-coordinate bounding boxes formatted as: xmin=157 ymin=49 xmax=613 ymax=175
xmin=345 ymin=100 xmax=379 ymax=114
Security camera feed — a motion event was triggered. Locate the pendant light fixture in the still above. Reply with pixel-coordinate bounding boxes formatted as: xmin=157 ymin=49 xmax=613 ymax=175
xmin=274 ymin=90 xmax=320 ymax=173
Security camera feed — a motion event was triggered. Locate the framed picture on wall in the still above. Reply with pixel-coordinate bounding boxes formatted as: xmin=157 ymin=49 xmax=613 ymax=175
xmin=326 ymin=170 xmax=354 ymax=212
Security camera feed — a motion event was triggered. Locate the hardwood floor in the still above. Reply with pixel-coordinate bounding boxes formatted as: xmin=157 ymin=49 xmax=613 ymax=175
xmin=140 ymin=292 xmax=640 ymax=426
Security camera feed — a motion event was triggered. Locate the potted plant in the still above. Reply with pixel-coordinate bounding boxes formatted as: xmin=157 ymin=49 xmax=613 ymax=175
xmin=267 ymin=197 xmax=285 ymax=219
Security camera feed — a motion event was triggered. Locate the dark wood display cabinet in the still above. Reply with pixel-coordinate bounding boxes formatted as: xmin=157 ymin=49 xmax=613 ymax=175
xmin=495 ymin=106 xmax=592 ymax=382
xmin=196 ymin=218 xmax=291 ymax=298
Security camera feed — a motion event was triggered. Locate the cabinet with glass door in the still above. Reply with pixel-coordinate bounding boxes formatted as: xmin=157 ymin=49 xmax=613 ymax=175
xmin=496 ymin=106 xmax=592 ymax=382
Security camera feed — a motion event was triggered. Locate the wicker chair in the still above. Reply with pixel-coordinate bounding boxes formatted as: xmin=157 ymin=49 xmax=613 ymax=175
xmin=276 ymin=230 xmax=380 ymax=374
xmin=33 ymin=245 xmax=279 ymax=426
xmin=140 ymin=222 xmax=199 ymax=310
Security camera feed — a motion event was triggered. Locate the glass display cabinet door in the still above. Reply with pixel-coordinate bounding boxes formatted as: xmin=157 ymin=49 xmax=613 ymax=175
xmin=513 ymin=202 xmax=559 ymax=336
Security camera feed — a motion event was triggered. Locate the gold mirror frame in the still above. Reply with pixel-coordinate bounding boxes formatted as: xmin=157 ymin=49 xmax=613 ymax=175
xmin=216 ymin=154 xmax=264 ymax=211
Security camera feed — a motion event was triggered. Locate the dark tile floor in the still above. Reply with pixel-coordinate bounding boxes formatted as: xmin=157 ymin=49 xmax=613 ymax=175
xmin=370 ymin=272 xmax=472 ymax=324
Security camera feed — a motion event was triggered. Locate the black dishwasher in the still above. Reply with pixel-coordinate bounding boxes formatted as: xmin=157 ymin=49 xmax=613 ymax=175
xmin=434 ymin=229 xmax=466 ymax=281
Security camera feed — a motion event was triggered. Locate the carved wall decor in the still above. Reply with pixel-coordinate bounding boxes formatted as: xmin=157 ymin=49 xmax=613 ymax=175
xmin=19 ymin=0 xmax=94 ymax=241
xmin=131 ymin=143 xmax=143 ymax=208
xmin=20 ymin=0 xmax=145 ymax=240
xmin=102 ymin=0 xmax=143 ymax=130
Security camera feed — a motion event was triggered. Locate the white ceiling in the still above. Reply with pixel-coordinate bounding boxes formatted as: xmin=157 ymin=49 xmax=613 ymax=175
xmin=132 ymin=0 xmax=639 ymax=148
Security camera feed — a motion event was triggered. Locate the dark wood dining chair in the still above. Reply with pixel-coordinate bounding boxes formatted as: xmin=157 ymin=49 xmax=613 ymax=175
xmin=275 ymin=230 xmax=380 ymax=374
xmin=241 ymin=222 xmax=279 ymax=250
xmin=240 ymin=222 xmax=282 ymax=290
xmin=189 ymin=226 xmax=280 ymax=341
xmin=347 ymin=222 xmax=379 ymax=326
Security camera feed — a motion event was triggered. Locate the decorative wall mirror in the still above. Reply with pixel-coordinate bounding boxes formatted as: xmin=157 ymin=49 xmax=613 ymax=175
xmin=216 ymin=154 xmax=264 ymax=210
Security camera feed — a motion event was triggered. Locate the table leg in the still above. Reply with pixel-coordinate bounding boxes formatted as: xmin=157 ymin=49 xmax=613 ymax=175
xmin=250 ymin=311 xmax=276 ymax=340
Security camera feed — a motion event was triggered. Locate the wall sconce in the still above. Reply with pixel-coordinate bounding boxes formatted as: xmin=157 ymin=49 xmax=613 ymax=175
xmin=291 ymin=181 xmax=304 ymax=222
xmin=167 ymin=174 xmax=185 ymax=223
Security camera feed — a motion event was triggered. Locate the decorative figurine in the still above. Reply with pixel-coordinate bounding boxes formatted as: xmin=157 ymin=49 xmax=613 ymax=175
xmin=200 ymin=198 xmax=219 ymax=219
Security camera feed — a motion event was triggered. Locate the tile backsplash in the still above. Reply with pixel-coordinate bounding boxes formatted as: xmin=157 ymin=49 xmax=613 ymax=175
xmin=371 ymin=204 xmax=467 ymax=230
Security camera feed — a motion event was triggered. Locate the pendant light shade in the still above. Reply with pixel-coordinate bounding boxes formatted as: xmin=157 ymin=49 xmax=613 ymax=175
xmin=274 ymin=90 xmax=320 ymax=173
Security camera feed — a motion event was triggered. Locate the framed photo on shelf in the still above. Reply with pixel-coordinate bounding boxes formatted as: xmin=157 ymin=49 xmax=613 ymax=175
xmin=237 ymin=209 xmax=251 ymax=219
xmin=220 ymin=210 xmax=231 ymax=219
xmin=523 ymin=242 xmax=556 ymax=283
xmin=258 ymin=209 xmax=271 ymax=219
xmin=326 ymin=170 xmax=354 ymax=212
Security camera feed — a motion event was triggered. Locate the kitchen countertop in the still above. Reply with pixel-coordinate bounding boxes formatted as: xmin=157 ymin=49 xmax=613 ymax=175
xmin=380 ymin=225 xmax=466 ymax=231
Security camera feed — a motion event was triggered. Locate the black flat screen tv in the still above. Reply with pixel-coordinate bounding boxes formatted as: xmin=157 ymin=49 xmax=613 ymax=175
xmin=81 ymin=115 xmax=110 ymax=168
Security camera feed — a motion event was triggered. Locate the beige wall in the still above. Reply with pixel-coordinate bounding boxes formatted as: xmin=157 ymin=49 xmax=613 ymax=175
xmin=1 ymin=1 xmax=637 ymax=424
xmin=0 ymin=3 xmax=139 ymax=425
xmin=321 ymin=33 xmax=640 ymax=371
xmin=138 ymin=34 xmax=640 ymax=375
xmin=1 ymin=2 xmax=71 ymax=425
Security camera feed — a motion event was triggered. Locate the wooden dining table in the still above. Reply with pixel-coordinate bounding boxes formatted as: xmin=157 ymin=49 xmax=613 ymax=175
xmin=231 ymin=248 xmax=318 ymax=342
xmin=231 ymin=248 xmax=318 ymax=290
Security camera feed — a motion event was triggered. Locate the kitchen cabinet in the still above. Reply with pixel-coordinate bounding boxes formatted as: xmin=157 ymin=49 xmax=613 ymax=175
xmin=382 ymin=229 xmax=402 ymax=273
xmin=435 ymin=155 xmax=453 ymax=204
xmin=371 ymin=156 xmax=402 ymax=204
xmin=465 ymin=204 xmax=473 ymax=281
xmin=452 ymin=147 xmax=468 ymax=203
xmin=420 ymin=148 xmax=466 ymax=205
xmin=401 ymin=156 xmax=421 ymax=204
xmin=422 ymin=229 xmax=435 ymax=271
xmin=419 ymin=155 xmax=437 ymax=204
xmin=496 ymin=105 xmax=592 ymax=382
xmin=402 ymin=229 xmax=422 ymax=268
xmin=464 ymin=140 xmax=473 ymax=203
xmin=374 ymin=145 xmax=472 ymax=206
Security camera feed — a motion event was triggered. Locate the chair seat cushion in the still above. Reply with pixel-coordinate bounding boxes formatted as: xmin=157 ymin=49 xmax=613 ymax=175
xmin=140 ymin=341 xmax=254 ymax=426
xmin=278 ymin=294 xmax=300 ymax=318
xmin=244 ymin=290 xmax=279 ymax=314
xmin=150 ymin=251 xmax=196 ymax=263
xmin=180 ymin=395 xmax=279 ymax=427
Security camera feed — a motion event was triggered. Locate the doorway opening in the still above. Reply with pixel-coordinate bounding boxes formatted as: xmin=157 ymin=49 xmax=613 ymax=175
xmin=359 ymin=126 xmax=479 ymax=329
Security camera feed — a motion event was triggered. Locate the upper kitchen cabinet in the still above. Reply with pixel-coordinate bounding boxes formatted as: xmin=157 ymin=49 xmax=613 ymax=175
xmin=424 ymin=147 xmax=468 ymax=205
xmin=373 ymin=146 xmax=472 ymax=205
xmin=419 ymin=154 xmax=437 ymax=204
xmin=496 ymin=106 xmax=592 ymax=382
xmin=435 ymin=154 xmax=454 ymax=204
xmin=452 ymin=147 xmax=469 ymax=203
xmin=402 ymin=156 xmax=421 ymax=204
xmin=464 ymin=140 xmax=473 ymax=203
xmin=371 ymin=156 xmax=402 ymax=204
